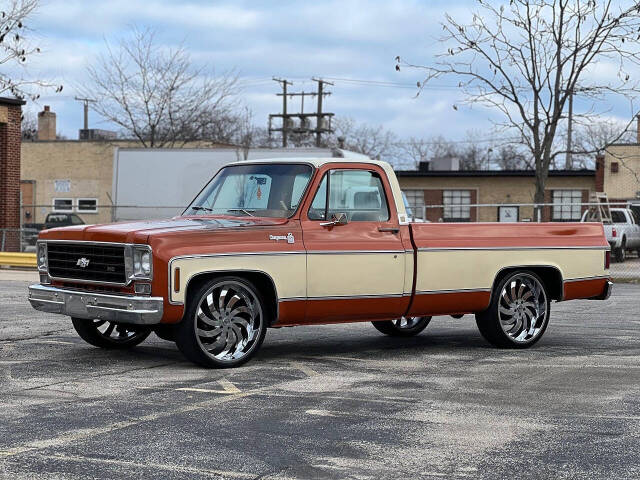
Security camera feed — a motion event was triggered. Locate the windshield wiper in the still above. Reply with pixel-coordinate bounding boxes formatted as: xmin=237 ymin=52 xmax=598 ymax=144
xmin=226 ymin=208 xmax=255 ymax=217
xmin=191 ymin=206 xmax=214 ymax=212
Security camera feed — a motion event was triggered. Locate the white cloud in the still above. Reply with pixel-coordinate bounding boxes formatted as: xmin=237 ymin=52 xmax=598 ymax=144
xmin=15 ymin=0 xmax=640 ymax=145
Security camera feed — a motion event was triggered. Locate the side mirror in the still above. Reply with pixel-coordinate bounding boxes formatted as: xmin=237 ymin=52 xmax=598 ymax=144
xmin=320 ymin=212 xmax=348 ymax=227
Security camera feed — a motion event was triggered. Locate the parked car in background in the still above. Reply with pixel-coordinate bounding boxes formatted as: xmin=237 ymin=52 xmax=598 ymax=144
xmin=44 ymin=213 xmax=85 ymax=230
xmin=582 ymin=207 xmax=640 ymax=262
xmin=21 ymin=222 xmax=44 ymax=250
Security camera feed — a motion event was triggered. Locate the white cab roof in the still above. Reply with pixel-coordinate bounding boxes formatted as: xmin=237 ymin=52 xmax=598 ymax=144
xmin=231 ymin=156 xmax=392 ymax=169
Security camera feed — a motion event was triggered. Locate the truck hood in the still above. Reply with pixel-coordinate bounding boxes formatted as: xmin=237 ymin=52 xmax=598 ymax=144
xmin=39 ymin=216 xmax=289 ymax=244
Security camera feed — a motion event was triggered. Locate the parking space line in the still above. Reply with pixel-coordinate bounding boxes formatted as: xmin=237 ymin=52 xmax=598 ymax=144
xmin=218 ymin=378 xmax=241 ymax=393
xmin=12 ymin=452 xmax=258 ymax=479
xmin=289 ymin=361 xmax=319 ymax=377
xmin=255 ymin=391 xmax=418 ymax=405
xmin=176 ymin=378 xmax=241 ymax=395
xmin=0 ymin=387 xmax=264 ymax=458
xmin=33 ymin=340 xmax=77 ymax=346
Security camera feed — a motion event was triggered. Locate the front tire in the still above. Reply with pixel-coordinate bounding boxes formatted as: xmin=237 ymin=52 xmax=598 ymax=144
xmin=475 ymin=271 xmax=550 ymax=348
xmin=372 ymin=316 xmax=432 ymax=337
xmin=71 ymin=318 xmax=151 ymax=349
xmin=175 ymin=276 xmax=268 ymax=368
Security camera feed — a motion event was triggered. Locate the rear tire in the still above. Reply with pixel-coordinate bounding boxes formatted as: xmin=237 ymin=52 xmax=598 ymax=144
xmin=175 ymin=276 xmax=268 ymax=368
xmin=71 ymin=318 xmax=151 ymax=349
xmin=475 ymin=271 xmax=550 ymax=348
xmin=372 ymin=316 xmax=432 ymax=337
xmin=614 ymin=239 xmax=626 ymax=263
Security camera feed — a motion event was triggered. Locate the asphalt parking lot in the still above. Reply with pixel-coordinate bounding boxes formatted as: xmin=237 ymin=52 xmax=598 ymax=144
xmin=1 ymin=270 xmax=639 ymax=479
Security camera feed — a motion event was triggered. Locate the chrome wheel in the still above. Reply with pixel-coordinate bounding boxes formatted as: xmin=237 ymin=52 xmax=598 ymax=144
xmin=194 ymin=280 xmax=263 ymax=363
xmin=71 ymin=317 xmax=151 ymax=349
xmin=392 ymin=317 xmax=424 ymax=329
xmin=372 ymin=315 xmax=432 ymax=337
xmin=497 ymin=273 xmax=548 ymax=343
xmin=92 ymin=320 xmax=148 ymax=343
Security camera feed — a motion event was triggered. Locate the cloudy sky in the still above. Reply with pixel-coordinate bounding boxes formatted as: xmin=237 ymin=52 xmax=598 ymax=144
xmin=14 ymin=0 xmax=637 ymax=142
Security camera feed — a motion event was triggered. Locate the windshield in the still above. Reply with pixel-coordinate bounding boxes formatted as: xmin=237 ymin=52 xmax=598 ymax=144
xmin=184 ymin=163 xmax=313 ymax=218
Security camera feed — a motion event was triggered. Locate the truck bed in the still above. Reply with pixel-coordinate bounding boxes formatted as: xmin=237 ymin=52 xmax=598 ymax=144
xmin=406 ymin=222 xmax=609 ymax=317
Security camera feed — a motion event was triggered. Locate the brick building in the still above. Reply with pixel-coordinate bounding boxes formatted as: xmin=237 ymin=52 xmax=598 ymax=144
xmin=0 ymin=97 xmax=25 ymax=251
xmin=397 ymin=162 xmax=597 ymax=223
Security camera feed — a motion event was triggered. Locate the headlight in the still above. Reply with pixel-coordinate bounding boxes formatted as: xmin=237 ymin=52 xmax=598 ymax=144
xmin=131 ymin=246 xmax=153 ymax=279
xmin=37 ymin=242 xmax=48 ymax=272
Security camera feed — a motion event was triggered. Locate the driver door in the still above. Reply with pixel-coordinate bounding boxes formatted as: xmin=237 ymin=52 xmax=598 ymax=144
xmin=301 ymin=165 xmax=408 ymax=323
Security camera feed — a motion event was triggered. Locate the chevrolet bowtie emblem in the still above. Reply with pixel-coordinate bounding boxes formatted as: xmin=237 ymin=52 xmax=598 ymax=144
xmin=76 ymin=257 xmax=90 ymax=268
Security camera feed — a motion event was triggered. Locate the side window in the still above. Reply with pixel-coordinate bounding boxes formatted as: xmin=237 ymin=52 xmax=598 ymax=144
xmin=308 ymin=170 xmax=390 ymax=222
xmin=308 ymin=174 xmax=328 ymax=220
xmin=290 ymin=171 xmax=312 ymax=209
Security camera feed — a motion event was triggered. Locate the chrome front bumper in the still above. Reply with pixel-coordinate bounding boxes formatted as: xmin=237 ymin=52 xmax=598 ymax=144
xmin=28 ymin=284 xmax=164 ymax=325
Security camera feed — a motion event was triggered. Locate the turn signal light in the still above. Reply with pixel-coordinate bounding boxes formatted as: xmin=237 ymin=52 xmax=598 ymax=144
xmin=174 ymin=267 xmax=180 ymax=293
xmin=605 ymin=251 xmax=611 ymax=270
xmin=612 ymin=228 xmax=617 ymax=237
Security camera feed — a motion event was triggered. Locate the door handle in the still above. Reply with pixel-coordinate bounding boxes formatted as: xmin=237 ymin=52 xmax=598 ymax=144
xmin=378 ymin=226 xmax=400 ymax=233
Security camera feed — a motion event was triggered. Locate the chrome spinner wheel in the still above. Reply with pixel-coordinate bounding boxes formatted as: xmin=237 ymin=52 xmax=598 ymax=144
xmin=497 ymin=273 xmax=548 ymax=344
xmin=372 ymin=315 xmax=432 ymax=337
xmin=392 ymin=316 xmax=424 ymax=329
xmin=71 ymin=317 xmax=151 ymax=349
xmin=194 ymin=280 xmax=264 ymax=363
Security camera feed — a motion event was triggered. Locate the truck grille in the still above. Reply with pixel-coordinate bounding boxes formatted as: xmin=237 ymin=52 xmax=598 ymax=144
xmin=47 ymin=242 xmax=127 ymax=284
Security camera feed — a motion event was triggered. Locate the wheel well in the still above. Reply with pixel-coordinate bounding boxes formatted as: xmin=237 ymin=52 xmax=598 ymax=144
xmin=493 ymin=266 xmax=563 ymax=301
xmin=184 ymin=271 xmax=278 ymax=325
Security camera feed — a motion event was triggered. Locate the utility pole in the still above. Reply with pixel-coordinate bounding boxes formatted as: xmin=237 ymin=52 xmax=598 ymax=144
xmin=272 ymin=78 xmax=292 ymax=147
xmin=74 ymin=96 xmax=96 ymax=131
xmin=565 ymin=89 xmax=573 ymax=169
xmin=268 ymin=77 xmax=334 ymax=148
xmin=312 ymin=78 xmax=333 ymax=147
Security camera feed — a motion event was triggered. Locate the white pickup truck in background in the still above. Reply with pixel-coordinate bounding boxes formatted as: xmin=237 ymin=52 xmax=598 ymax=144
xmin=583 ymin=207 xmax=640 ymax=262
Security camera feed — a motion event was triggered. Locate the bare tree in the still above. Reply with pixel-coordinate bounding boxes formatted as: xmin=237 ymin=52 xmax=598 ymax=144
xmin=568 ymin=118 xmax=635 ymax=168
xmin=79 ymin=28 xmax=238 ymax=147
xmin=493 ymin=144 xmax=531 ymax=170
xmin=21 ymin=108 xmax=36 ymax=139
xmin=401 ymin=137 xmax=430 ymax=169
xmin=332 ymin=117 xmax=399 ymax=160
xmin=1 ymin=0 xmax=63 ymax=100
xmin=397 ymin=0 xmax=640 ymax=205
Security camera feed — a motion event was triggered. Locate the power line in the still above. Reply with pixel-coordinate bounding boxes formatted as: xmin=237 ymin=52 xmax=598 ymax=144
xmin=238 ymin=75 xmax=460 ymax=91
xmin=389 ymin=137 xmax=523 ymax=146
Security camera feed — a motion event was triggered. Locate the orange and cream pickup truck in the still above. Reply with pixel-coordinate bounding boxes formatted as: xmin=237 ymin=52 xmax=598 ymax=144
xmin=29 ymin=158 xmax=612 ymax=368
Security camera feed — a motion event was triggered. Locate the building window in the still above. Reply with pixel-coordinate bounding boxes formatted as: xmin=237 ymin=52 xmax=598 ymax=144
xmin=403 ymin=189 xmax=425 ymax=219
xmin=552 ymin=190 xmax=582 ymax=221
xmin=54 ymin=179 xmax=71 ymax=193
xmin=443 ymin=190 xmax=471 ymax=222
xmin=52 ymin=198 xmax=73 ymax=212
xmin=611 ymin=162 xmax=619 ymax=173
xmin=77 ymin=198 xmax=98 ymax=213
